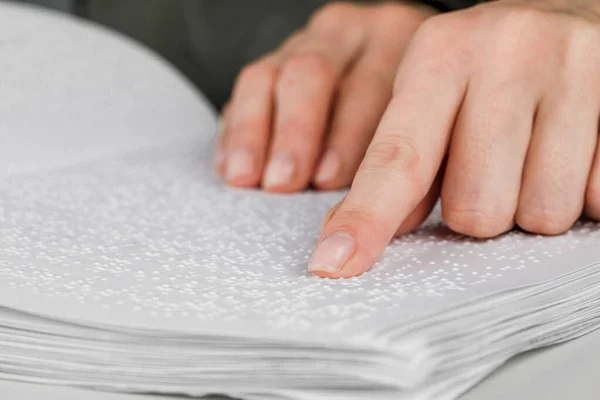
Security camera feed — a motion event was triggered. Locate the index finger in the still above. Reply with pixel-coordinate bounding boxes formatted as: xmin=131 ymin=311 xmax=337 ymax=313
xmin=308 ymin=28 xmax=468 ymax=278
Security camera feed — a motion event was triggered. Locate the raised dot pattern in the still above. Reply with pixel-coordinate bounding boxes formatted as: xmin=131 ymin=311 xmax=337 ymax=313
xmin=0 ymin=141 xmax=598 ymax=338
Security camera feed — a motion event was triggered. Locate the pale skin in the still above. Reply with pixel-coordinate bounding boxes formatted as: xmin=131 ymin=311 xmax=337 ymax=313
xmin=216 ymin=0 xmax=600 ymax=278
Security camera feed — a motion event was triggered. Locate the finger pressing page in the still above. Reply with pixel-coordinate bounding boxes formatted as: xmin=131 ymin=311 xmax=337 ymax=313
xmin=309 ymin=42 xmax=468 ymax=278
xmin=262 ymin=22 xmax=366 ymax=193
xmin=223 ymin=55 xmax=281 ymax=188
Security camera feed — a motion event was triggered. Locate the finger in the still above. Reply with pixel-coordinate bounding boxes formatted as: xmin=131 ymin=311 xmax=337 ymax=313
xmin=517 ymin=86 xmax=598 ymax=234
xmin=313 ymin=8 xmax=421 ymax=190
xmin=309 ymin=25 xmax=469 ymax=278
xmin=262 ymin=12 xmax=366 ymax=192
xmin=582 ymin=53 xmax=600 ymax=221
xmin=221 ymin=29 xmax=308 ymax=187
xmin=441 ymin=74 xmax=537 ymax=238
xmin=222 ymin=55 xmax=281 ymax=188
xmin=214 ymin=102 xmax=231 ymax=176
xmin=310 ymin=63 xmax=389 ymax=191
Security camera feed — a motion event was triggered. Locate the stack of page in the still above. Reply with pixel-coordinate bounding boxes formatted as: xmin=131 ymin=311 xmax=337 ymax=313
xmin=1 ymin=2 xmax=599 ymax=400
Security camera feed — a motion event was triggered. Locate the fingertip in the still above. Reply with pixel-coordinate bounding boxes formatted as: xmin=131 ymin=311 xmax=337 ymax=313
xmin=307 ymin=231 xmax=359 ymax=278
xmin=313 ymin=154 xmax=357 ymax=192
xmin=312 ymin=176 xmax=351 ymax=192
xmin=262 ymin=152 xmax=298 ymax=192
xmin=226 ymin=175 xmax=260 ymax=189
xmin=225 ymin=148 xmax=261 ymax=188
xmin=308 ymin=208 xmax=390 ymax=278
xmin=310 ymin=268 xmax=368 ymax=279
xmin=313 ymin=150 xmax=341 ymax=184
xmin=261 ymin=152 xmax=326 ymax=194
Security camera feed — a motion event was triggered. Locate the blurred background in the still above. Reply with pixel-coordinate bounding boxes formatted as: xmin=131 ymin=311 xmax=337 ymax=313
xmin=15 ymin=0 xmax=332 ymax=110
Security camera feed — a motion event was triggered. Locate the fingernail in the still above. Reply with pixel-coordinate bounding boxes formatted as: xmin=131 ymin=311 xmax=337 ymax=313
xmin=226 ymin=149 xmax=254 ymax=181
xmin=315 ymin=150 xmax=340 ymax=184
xmin=264 ymin=152 xmax=296 ymax=188
xmin=308 ymin=231 xmax=355 ymax=273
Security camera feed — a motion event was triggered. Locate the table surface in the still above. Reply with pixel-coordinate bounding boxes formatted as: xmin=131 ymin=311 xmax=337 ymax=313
xmin=1 ymin=327 xmax=598 ymax=399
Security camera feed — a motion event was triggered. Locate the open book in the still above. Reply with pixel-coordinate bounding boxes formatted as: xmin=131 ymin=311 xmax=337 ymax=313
xmin=2 ymin=2 xmax=600 ymax=400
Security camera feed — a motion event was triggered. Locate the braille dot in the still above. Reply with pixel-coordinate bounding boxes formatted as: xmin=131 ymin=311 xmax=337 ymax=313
xmin=0 ymin=144 xmax=597 ymax=339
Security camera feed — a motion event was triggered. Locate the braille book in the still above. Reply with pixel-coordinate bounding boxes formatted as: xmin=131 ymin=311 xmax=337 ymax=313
xmin=1 ymin=3 xmax=599 ymax=400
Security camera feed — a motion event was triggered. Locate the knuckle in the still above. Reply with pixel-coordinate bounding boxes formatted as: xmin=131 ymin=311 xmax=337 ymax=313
xmin=565 ymin=25 xmax=600 ymax=82
xmin=499 ymin=7 xmax=550 ymax=33
xmin=515 ymin=203 xmax=576 ymax=235
xmin=394 ymin=16 xmax=461 ymax=92
xmin=492 ymin=8 xmax=556 ymax=59
xmin=372 ymin=4 xmax=414 ymax=33
xmin=374 ymin=2 xmax=402 ymax=17
xmin=309 ymin=2 xmax=356 ymax=30
xmin=236 ymin=60 xmax=277 ymax=86
xmin=443 ymin=203 xmax=512 ymax=238
xmin=412 ymin=15 xmax=458 ymax=50
xmin=285 ymin=52 xmax=335 ymax=79
xmin=376 ymin=1 xmax=416 ymax=16
xmin=361 ymin=136 xmax=427 ymax=196
xmin=278 ymin=52 xmax=336 ymax=91
xmin=571 ymin=21 xmax=600 ymax=53
xmin=365 ymin=136 xmax=421 ymax=174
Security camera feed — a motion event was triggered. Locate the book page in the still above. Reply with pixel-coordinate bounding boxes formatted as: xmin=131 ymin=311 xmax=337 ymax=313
xmin=0 ymin=1 xmax=217 ymax=180
xmin=1 ymin=0 xmax=599 ymax=349
xmin=1 ymin=137 xmax=599 ymax=346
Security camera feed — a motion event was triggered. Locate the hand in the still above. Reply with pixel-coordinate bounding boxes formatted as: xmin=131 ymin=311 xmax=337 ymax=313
xmin=215 ymin=2 xmax=436 ymax=192
xmin=310 ymin=0 xmax=600 ymax=277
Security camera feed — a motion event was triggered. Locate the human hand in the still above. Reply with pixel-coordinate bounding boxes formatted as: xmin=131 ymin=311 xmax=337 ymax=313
xmin=215 ymin=2 xmax=436 ymax=192
xmin=311 ymin=0 xmax=600 ymax=277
